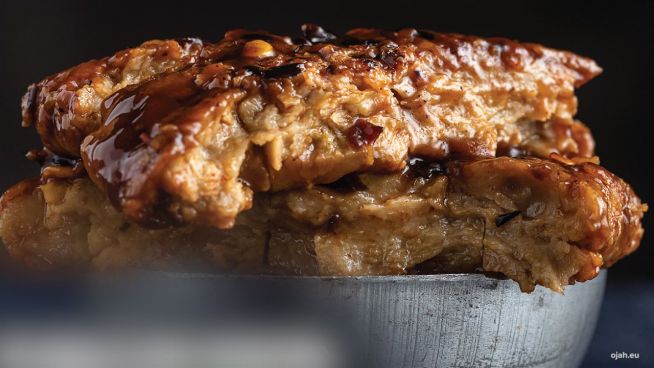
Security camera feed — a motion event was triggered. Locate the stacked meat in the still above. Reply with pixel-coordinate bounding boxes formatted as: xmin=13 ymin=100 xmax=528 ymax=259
xmin=0 ymin=25 xmax=645 ymax=291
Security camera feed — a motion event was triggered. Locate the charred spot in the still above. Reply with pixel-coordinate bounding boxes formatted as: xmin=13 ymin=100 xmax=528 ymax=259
xmin=326 ymin=214 xmax=341 ymax=232
xmin=357 ymin=57 xmax=378 ymax=70
xmin=346 ymin=118 xmax=383 ymax=148
xmin=403 ymin=157 xmax=446 ymax=181
xmin=264 ymin=63 xmax=306 ymax=78
xmin=377 ymin=49 xmax=400 ymax=69
xmin=323 ymin=173 xmax=367 ymax=194
xmin=119 ymin=222 xmax=131 ymax=232
xmin=301 ymin=24 xmax=337 ymax=44
xmin=245 ymin=63 xmax=306 ymax=79
xmin=495 ymin=211 xmax=521 ymax=227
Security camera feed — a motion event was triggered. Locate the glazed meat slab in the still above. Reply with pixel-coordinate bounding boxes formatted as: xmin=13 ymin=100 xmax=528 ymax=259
xmin=21 ymin=26 xmax=600 ymax=228
xmin=2 ymin=26 xmax=644 ymax=292
xmin=0 ymin=157 xmax=644 ymax=292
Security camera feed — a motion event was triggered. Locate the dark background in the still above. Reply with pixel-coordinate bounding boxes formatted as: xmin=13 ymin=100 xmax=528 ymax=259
xmin=0 ymin=1 xmax=652 ymax=366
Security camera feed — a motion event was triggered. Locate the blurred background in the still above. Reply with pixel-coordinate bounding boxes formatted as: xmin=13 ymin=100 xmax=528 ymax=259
xmin=0 ymin=1 xmax=652 ymax=366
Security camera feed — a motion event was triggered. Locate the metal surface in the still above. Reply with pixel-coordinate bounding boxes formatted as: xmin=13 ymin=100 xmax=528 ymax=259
xmin=0 ymin=271 xmax=606 ymax=368
xmin=309 ymin=272 xmax=606 ymax=368
xmin=132 ymin=271 xmax=605 ymax=368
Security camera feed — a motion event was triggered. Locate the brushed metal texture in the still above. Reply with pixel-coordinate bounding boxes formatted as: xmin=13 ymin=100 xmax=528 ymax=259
xmin=131 ymin=271 xmax=604 ymax=368
xmin=0 ymin=271 xmax=605 ymax=368
xmin=309 ymin=272 xmax=605 ymax=368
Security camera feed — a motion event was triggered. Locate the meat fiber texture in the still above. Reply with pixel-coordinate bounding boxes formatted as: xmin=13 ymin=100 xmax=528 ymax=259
xmin=1 ymin=25 xmax=645 ymax=292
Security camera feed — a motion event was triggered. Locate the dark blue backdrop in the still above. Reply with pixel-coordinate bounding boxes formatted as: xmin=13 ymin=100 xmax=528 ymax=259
xmin=0 ymin=1 xmax=652 ymax=365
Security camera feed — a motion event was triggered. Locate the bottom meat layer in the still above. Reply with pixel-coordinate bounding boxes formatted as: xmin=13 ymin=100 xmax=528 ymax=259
xmin=0 ymin=157 xmax=645 ymax=292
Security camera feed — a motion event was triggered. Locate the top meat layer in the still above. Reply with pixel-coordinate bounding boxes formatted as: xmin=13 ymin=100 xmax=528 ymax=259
xmin=21 ymin=25 xmax=601 ymax=228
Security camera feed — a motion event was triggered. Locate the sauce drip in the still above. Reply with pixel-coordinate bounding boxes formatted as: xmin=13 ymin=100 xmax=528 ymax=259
xmin=36 ymin=24 xmax=601 ymax=228
xmin=82 ymin=68 xmax=207 ymax=209
xmin=403 ymin=157 xmax=446 ymax=180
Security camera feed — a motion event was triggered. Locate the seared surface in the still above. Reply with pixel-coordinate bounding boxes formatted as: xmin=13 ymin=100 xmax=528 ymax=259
xmin=0 ymin=157 xmax=644 ymax=292
xmin=21 ymin=38 xmax=215 ymax=156
xmin=4 ymin=26 xmax=644 ymax=292
xmin=21 ymin=26 xmax=600 ymax=228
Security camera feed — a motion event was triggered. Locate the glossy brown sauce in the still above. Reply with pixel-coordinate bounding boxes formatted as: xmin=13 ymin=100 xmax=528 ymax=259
xmin=26 ymin=149 xmax=85 ymax=181
xmin=24 ymin=25 xmax=603 ymax=227
xmin=403 ymin=157 xmax=446 ymax=180
xmin=22 ymin=39 xmax=210 ymax=155
xmin=82 ymin=68 xmax=209 ymax=207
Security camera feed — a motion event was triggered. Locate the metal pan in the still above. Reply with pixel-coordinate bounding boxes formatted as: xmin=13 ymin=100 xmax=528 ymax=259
xmin=0 ymin=271 xmax=605 ymax=368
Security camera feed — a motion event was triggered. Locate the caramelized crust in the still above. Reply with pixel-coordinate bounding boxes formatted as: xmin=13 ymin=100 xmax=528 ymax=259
xmin=0 ymin=157 xmax=644 ymax=292
xmin=21 ymin=38 xmax=218 ymax=156
xmin=21 ymin=26 xmax=601 ymax=228
xmin=8 ymin=26 xmax=643 ymax=292
xmin=449 ymin=157 xmax=645 ymax=284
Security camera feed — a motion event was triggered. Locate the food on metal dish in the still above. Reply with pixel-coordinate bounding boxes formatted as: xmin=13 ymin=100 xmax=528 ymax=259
xmin=1 ymin=25 xmax=645 ymax=292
